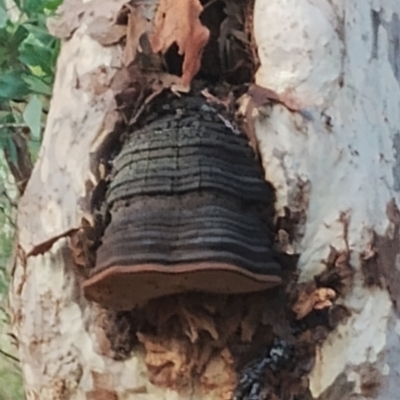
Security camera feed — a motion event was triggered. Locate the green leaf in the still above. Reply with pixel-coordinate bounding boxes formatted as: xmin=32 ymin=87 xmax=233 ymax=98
xmin=0 ymin=5 xmax=8 ymax=28
xmin=19 ymin=41 xmax=53 ymax=75
xmin=19 ymin=0 xmax=42 ymax=14
xmin=0 ymin=71 xmax=29 ymax=100
xmin=4 ymin=137 xmax=17 ymax=165
xmin=12 ymin=25 xmax=29 ymax=46
xmin=43 ymin=0 xmax=63 ymax=12
xmin=20 ymin=0 xmax=62 ymax=15
xmin=28 ymin=137 xmax=41 ymax=161
xmin=0 ymin=276 xmax=7 ymax=294
xmin=23 ymin=95 xmax=42 ymax=139
xmin=23 ymin=23 xmax=54 ymax=45
xmin=22 ymin=74 xmax=52 ymax=95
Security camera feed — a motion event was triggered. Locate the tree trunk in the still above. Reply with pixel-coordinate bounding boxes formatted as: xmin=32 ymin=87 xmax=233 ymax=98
xmin=9 ymin=0 xmax=400 ymax=399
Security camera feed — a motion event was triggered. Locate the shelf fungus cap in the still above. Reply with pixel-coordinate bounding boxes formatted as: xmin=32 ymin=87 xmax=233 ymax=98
xmin=82 ymin=97 xmax=283 ymax=310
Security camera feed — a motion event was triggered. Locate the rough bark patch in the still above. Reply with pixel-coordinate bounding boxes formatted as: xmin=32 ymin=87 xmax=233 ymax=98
xmin=362 ymin=199 xmax=400 ymax=313
xmin=87 ymin=372 xmax=118 ymax=400
xmin=371 ymin=10 xmax=400 ymax=86
xmin=98 ymin=291 xmax=291 ymax=397
xmin=316 ymin=372 xmax=355 ymax=400
xmin=316 ymin=361 xmax=385 ymax=400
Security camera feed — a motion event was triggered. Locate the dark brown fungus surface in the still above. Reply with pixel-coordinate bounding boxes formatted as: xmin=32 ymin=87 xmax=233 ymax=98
xmin=82 ymin=94 xmax=282 ymax=310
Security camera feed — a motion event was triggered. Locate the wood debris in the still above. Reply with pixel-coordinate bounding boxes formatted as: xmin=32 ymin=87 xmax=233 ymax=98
xmin=293 ymin=287 xmax=336 ymax=320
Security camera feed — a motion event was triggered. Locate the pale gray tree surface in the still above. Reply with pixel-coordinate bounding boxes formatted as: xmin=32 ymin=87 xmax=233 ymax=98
xmin=9 ymin=0 xmax=400 ymax=399
xmin=0 ymin=158 xmax=24 ymax=400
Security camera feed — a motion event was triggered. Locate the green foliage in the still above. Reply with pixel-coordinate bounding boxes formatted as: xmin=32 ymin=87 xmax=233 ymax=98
xmin=0 ymin=0 xmax=61 ymax=162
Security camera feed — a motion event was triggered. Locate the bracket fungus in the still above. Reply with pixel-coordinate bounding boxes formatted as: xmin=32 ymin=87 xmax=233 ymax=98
xmin=83 ymin=95 xmax=282 ymax=309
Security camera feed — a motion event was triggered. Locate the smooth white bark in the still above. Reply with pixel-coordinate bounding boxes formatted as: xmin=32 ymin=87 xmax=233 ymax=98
xmin=254 ymin=1 xmax=400 ymax=398
xmin=10 ymin=0 xmax=400 ymax=399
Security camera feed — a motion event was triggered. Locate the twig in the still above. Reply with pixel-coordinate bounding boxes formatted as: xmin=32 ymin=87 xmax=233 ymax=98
xmin=202 ymin=0 xmax=220 ymax=11
xmin=128 ymin=88 xmax=165 ymax=126
xmin=0 ymin=123 xmax=28 ymax=130
xmin=0 ymin=188 xmax=18 ymax=208
xmin=0 ymin=123 xmax=44 ymax=130
xmin=0 ymin=205 xmax=16 ymax=227
xmin=0 ymin=348 xmax=19 ymax=364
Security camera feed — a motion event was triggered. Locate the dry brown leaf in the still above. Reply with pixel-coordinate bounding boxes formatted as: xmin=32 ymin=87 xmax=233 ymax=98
xmin=201 ymin=89 xmax=231 ymax=110
xmin=28 ymin=228 xmax=77 ymax=257
xmin=48 ymin=0 xmax=128 ymax=40
xmin=194 ymin=343 xmax=214 ymax=374
xmin=87 ymin=16 xmax=127 ymax=46
xmin=123 ymin=6 xmax=149 ymax=66
xmin=200 ymin=349 xmax=237 ymax=399
xmin=87 ymin=389 xmax=118 ymax=400
xmin=215 ymin=296 xmax=243 ymax=346
xmin=293 ymin=288 xmax=337 ymax=320
xmin=91 ymin=371 xmax=114 ymax=389
xmin=69 ymin=229 xmax=87 ymax=267
xmin=87 ymin=372 xmax=117 ymax=400
xmin=137 ymin=333 xmax=192 ymax=388
xmin=149 ymin=0 xmax=210 ymax=86
xmin=319 ymin=246 xmax=354 ymax=295
xmin=240 ymin=294 xmax=264 ymax=342
xmin=179 ymin=305 xmax=219 ymax=343
xmin=247 ymin=84 xmax=301 ymax=112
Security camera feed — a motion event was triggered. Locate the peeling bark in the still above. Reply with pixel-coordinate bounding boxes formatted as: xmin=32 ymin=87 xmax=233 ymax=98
xmin=9 ymin=0 xmax=400 ymax=399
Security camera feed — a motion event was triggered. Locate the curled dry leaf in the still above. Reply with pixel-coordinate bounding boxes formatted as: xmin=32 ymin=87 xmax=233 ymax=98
xmin=247 ymin=84 xmax=302 ymax=112
xmin=319 ymin=246 xmax=354 ymax=295
xmin=69 ymin=228 xmax=88 ymax=268
xmin=293 ymin=288 xmax=337 ymax=320
xmin=87 ymin=16 xmax=127 ymax=46
xmin=123 ymin=5 xmax=149 ymax=66
xmin=200 ymin=349 xmax=237 ymax=400
xmin=180 ymin=306 xmax=219 ymax=343
xmin=149 ymin=0 xmax=210 ymax=86
xmin=240 ymin=294 xmax=265 ymax=342
xmin=28 ymin=228 xmax=77 ymax=257
xmin=361 ymin=243 xmax=376 ymax=260
xmin=137 ymin=333 xmax=193 ymax=388
xmin=48 ymin=0 xmax=128 ymax=41
xmin=87 ymin=389 xmax=118 ymax=400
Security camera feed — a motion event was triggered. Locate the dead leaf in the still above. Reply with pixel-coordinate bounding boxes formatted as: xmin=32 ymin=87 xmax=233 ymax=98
xmin=149 ymin=0 xmax=210 ymax=86
xmin=69 ymin=229 xmax=88 ymax=267
xmin=201 ymin=89 xmax=230 ymax=110
xmin=87 ymin=372 xmax=117 ymax=400
xmin=200 ymin=349 xmax=237 ymax=399
xmin=318 ymin=246 xmax=354 ymax=295
xmin=91 ymin=371 xmax=114 ymax=389
xmin=123 ymin=6 xmax=149 ymax=66
xmin=48 ymin=0 xmax=128 ymax=40
xmin=293 ymin=288 xmax=336 ymax=320
xmin=87 ymin=389 xmax=118 ymax=400
xmin=137 ymin=333 xmax=193 ymax=388
xmin=215 ymin=296 xmax=243 ymax=346
xmin=361 ymin=243 xmax=376 ymax=260
xmin=194 ymin=343 xmax=214 ymax=374
xmin=179 ymin=304 xmax=219 ymax=343
xmin=277 ymin=229 xmax=295 ymax=254
xmin=87 ymin=16 xmax=127 ymax=46
xmin=247 ymin=84 xmax=284 ymax=108
xmin=28 ymin=228 xmax=77 ymax=257
xmin=47 ymin=0 xmax=87 ymax=39
xmin=240 ymin=294 xmax=264 ymax=342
